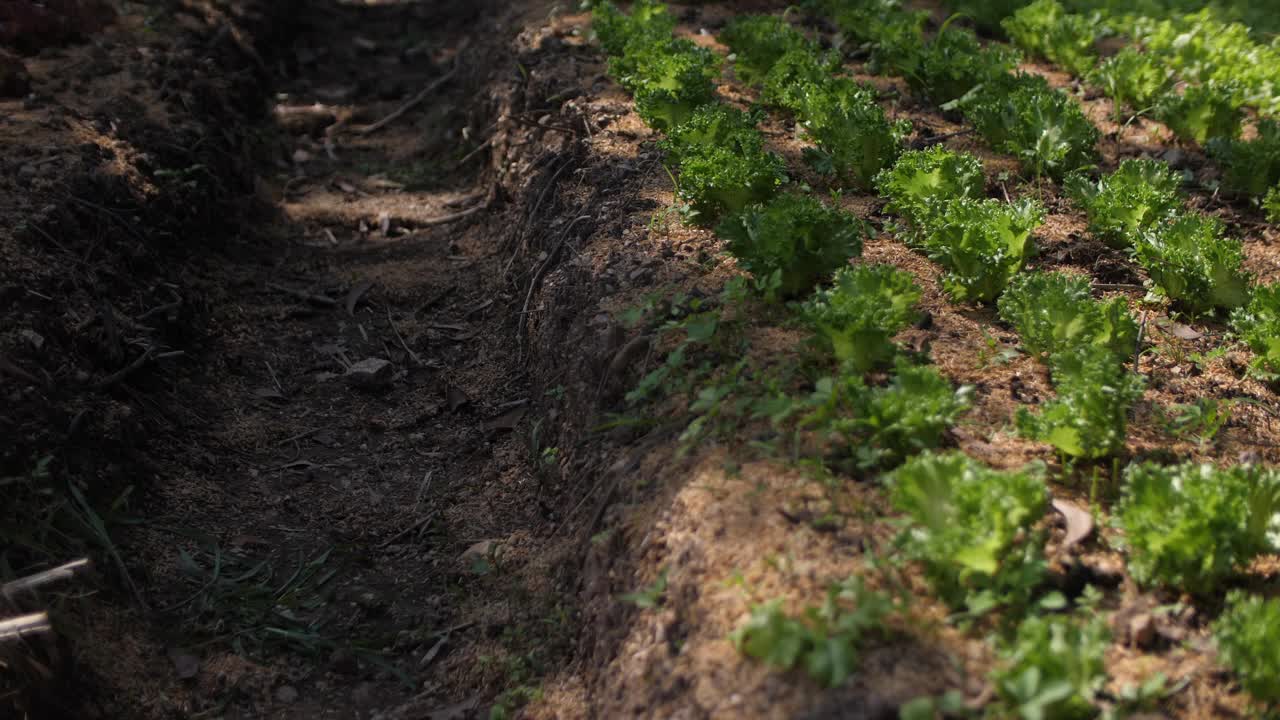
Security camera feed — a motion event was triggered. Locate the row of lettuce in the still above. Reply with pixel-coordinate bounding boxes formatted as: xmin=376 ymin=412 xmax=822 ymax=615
xmin=806 ymin=0 xmax=1280 ymax=378
xmin=821 ymin=0 xmax=1280 ymax=219
xmin=942 ymin=0 xmax=1280 ymax=221
xmin=590 ymin=1 xmax=1280 ymax=716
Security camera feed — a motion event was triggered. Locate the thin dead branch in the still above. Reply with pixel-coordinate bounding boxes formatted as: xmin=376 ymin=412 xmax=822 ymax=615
xmin=267 ymin=282 xmax=339 ymax=307
xmin=0 ymin=613 xmax=51 ymax=642
xmin=359 ymin=61 xmax=461 ymax=136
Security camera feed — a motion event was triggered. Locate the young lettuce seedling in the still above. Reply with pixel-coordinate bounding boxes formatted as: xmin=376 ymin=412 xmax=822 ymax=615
xmin=590 ymin=0 xmax=675 ymax=57
xmin=609 ymin=37 xmax=722 ymax=131
xmin=732 ymin=576 xmax=894 ymax=688
xmin=824 ymin=0 xmax=928 ymax=75
xmin=964 ymin=73 xmax=1099 ymax=179
xmin=1089 ymin=47 xmax=1173 ymax=118
xmin=1208 ymin=119 xmax=1280 ymax=199
xmin=1267 ymin=187 xmax=1280 ymax=223
xmin=1156 ymin=81 xmax=1245 ymax=145
xmin=672 ymin=125 xmax=788 ymax=223
xmin=801 ymin=360 xmax=972 ymax=468
xmin=1016 ymin=345 xmax=1144 ymax=459
xmin=845 ymin=362 xmax=972 ymax=466
xmin=1215 ymin=592 xmax=1280 ymax=711
xmin=991 ymin=612 xmax=1111 ymax=720
xmin=1002 ymin=0 xmax=1099 ymax=77
xmin=760 ymin=48 xmax=844 ymax=114
xmin=1231 ymin=282 xmax=1280 ymax=376
xmin=799 ymin=82 xmax=911 ymax=189
xmin=896 ymin=25 xmax=1020 ymax=106
xmin=660 ymin=104 xmax=765 ymax=166
xmin=950 ymin=0 xmax=1027 ymax=36
xmin=998 ymin=270 xmax=1139 ymax=361
xmin=720 ymin=14 xmax=814 ymax=87
xmin=875 ymin=145 xmax=986 ymax=235
xmin=887 ymin=451 xmax=1048 ymax=611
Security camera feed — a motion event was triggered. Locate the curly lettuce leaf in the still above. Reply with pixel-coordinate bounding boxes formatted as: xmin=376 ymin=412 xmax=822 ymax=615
xmin=802 ymin=264 xmax=922 ymax=372
xmin=1118 ymin=462 xmax=1280 ymax=592
xmin=998 ymin=270 xmax=1139 ymax=361
xmin=1064 ymin=158 xmax=1183 ymax=249
xmin=717 ymin=193 xmax=866 ymax=299
xmin=922 ymin=197 xmax=1044 ymax=303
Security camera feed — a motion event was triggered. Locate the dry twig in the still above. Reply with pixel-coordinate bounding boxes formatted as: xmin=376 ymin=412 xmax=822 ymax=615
xmin=359 ymin=62 xmax=461 ymax=136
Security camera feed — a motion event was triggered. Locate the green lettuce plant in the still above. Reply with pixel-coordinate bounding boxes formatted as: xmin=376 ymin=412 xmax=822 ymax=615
xmin=801 ymin=264 xmax=922 ymax=372
xmin=800 ymin=84 xmax=911 ymax=189
xmin=1231 ymin=282 xmax=1280 ymax=375
xmin=998 ymin=270 xmax=1139 ymax=361
xmin=732 ymin=576 xmax=893 ymax=688
xmin=1064 ymin=158 xmax=1183 ymax=249
xmin=660 ymin=104 xmax=763 ymax=164
xmin=673 ymin=128 xmax=788 ymax=223
xmin=1016 ymin=345 xmax=1145 ymax=459
xmin=888 ymin=451 xmax=1048 ymax=611
xmin=1133 ymin=213 xmax=1251 ymax=314
xmin=1117 ymin=461 xmax=1280 ymax=593
xmin=591 ymin=0 xmax=674 ymax=57
xmin=720 ymin=14 xmax=814 ymax=86
xmin=921 ymin=197 xmax=1044 ymax=303
xmin=717 ymin=193 xmax=867 ymax=299
xmin=1207 ymin=119 xmax=1280 ymax=199
xmin=875 ymin=145 xmax=986 ymax=234
xmin=964 ymin=73 xmax=1099 ymax=179
xmin=801 ymin=361 xmax=972 ymax=467
xmin=1156 ymin=81 xmax=1245 ymax=145
xmin=1215 ymin=592 xmax=1280 ymax=710
xmin=991 ymin=612 xmax=1111 ymax=720
xmin=1002 ymin=0 xmax=1099 ymax=77
xmin=1089 ymin=47 xmax=1174 ymax=118
xmin=896 ymin=25 xmax=1020 ymax=106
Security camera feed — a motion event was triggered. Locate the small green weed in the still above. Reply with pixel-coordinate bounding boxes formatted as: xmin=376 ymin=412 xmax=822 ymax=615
xmin=1159 ymin=398 xmax=1233 ymax=446
xmin=989 ymin=609 xmax=1111 ymax=720
xmin=621 ymin=566 xmax=669 ymax=609
xmin=732 ymin=576 xmax=895 ymax=687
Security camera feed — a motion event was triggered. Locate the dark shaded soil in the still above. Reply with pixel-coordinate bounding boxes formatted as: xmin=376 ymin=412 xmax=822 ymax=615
xmin=1 ymin=0 xmax=594 ymax=717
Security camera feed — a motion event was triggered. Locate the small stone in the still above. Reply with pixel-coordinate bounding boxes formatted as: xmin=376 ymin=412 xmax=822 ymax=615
xmin=275 ymin=685 xmax=299 ymax=704
xmin=1129 ymin=613 xmax=1156 ymax=649
xmin=460 ymin=539 xmax=496 ymax=566
xmin=345 ymin=357 xmax=393 ymax=389
xmin=352 ymin=587 xmax=388 ymax=614
xmin=19 ymin=329 xmax=43 ymax=351
xmin=352 ymin=681 xmax=378 ymax=708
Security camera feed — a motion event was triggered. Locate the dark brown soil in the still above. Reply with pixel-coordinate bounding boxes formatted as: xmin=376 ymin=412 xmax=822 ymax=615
xmin=1 ymin=0 xmax=589 ymax=717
